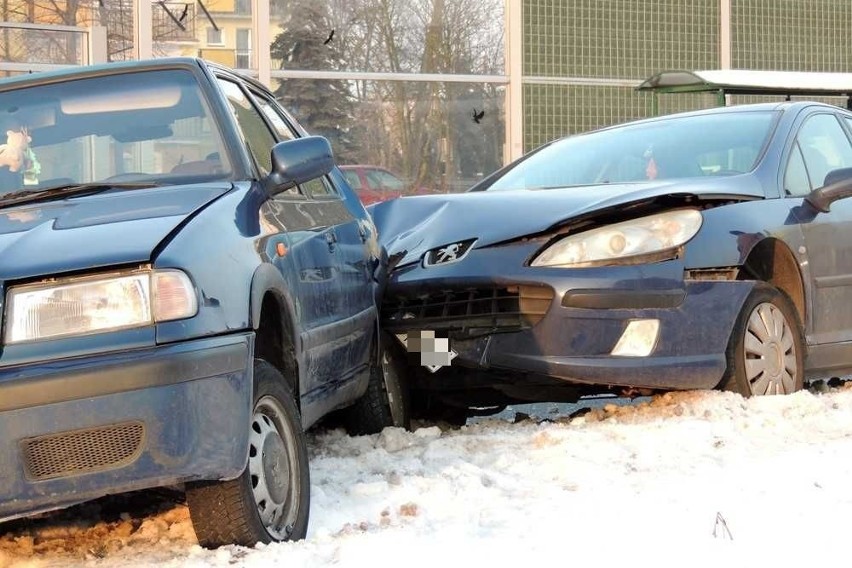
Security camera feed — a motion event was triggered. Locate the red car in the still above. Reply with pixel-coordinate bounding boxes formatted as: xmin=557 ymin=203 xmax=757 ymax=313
xmin=341 ymin=165 xmax=407 ymax=205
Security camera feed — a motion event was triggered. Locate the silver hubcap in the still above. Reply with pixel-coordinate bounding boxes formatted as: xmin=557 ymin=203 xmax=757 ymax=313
xmin=248 ymin=396 xmax=299 ymax=540
xmin=743 ymin=302 xmax=798 ymax=395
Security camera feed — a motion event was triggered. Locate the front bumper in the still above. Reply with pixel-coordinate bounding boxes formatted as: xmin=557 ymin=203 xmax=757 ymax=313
xmin=383 ymin=244 xmax=752 ymax=392
xmin=0 ymin=332 xmax=253 ymax=523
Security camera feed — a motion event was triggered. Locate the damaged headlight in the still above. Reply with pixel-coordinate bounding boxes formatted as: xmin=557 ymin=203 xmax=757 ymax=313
xmin=531 ymin=209 xmax=702 ymax=268
xmin=5 ymin=269 xmax=197 ymax=343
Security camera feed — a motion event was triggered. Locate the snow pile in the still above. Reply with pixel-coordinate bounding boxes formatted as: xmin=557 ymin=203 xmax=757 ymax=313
xmin=3 ymin=386 xmax=852 ymax=567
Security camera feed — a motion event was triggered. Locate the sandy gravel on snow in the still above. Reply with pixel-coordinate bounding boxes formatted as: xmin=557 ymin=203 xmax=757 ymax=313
xmin=3 ymin=383 xmax=852 ymax=567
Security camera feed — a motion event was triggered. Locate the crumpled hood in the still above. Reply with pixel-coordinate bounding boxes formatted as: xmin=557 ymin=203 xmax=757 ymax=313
xmin=0 ymin=182 xmax=233 ymax=280
xmin=370 ymin=177 xmax=763 ymax=267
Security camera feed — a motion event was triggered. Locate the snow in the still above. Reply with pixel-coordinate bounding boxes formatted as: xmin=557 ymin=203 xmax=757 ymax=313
xmin=4 ymin=385 xmax=852 ymax=567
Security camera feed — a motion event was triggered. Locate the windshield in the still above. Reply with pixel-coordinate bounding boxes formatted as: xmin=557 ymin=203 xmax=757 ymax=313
xmin=0 ymin=69 xmax=230 ymax=199
xmin=483 ymin=111 xmax=778 ymax=191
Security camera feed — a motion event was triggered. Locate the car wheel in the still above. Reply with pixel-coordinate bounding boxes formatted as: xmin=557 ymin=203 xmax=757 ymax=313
xmin=720 ymin=283 xmax=804 ymax=397
xmin=185 ymin=359 xmax=310 ymax=548
xmin=343 ymin=333 xmax=411 ymax=435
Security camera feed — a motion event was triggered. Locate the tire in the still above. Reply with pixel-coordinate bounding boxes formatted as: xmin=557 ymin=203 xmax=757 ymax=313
xmin=719 ymin=283 xmax=804 ymax=397
xmin=343 ymin=333 xmax=411 ymax=435
xmin=185 ymin=359 xmax=310 ymax=548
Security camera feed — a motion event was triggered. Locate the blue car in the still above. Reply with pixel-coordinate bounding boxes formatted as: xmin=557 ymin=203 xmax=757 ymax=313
xmin=371 ymin=102 xmax=852 ymax=422
xmin=0 ymin=58 xmax=407 ymax=547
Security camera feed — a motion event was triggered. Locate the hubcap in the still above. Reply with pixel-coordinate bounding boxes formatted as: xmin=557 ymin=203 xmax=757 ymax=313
xmin=248 ymin=396 xmax=300 ymax=540
xmin=743 ymin=302 xmax=798 ymax=395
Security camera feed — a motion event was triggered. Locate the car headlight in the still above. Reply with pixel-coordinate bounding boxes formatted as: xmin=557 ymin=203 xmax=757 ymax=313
xmin=531 ymin=209 xmax=703 ymax=268
xmin=5 ymin=269 xmax=197 ymax=344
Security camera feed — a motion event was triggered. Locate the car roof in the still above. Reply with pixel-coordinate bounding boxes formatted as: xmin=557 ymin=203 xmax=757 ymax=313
xmin=571 ymin=100 xmax=845 ymax=139
xmin=0 ymin=57 xmax=271 ymax=96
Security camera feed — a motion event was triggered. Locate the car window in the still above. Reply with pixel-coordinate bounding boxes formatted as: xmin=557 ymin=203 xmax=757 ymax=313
xmin=303 ymin=176 xmax=338 ymax=199
xmin=0 ymin=69 xmax=230 ymax=193
xmin=252 ymin=94 xmax=297 ymax=142
xmin=482 ymin=111 xmax=778 ymax=191
xmin=342 ymin=170 xmax=363 ymax=190
xmin=217 ymin=78 xmax=276 ymax=176
xmin=784 ymin=144 xmax=811 ymax=196
xmin=795 ymin=113 xmax=852 ymax=189
xmin=368 ymin=170 xmax=405 ymax=191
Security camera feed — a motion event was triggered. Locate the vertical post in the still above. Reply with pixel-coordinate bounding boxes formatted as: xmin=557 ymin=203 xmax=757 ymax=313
xmin=253 ymin=0 xmax=271 ymax=87
xmin=134 ymin=0 xmax=153 ymax=60
xmin=505 ymin=0 xmax=524 ymax=164
xmin=720 ymin=0 xmax=732 ymax=105
xmin=89 ymin=25 xmax=108 ymax=64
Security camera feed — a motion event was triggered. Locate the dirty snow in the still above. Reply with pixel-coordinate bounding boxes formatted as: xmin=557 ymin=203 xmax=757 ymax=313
xmin=4 ymin=385 xmax=852 ymax=567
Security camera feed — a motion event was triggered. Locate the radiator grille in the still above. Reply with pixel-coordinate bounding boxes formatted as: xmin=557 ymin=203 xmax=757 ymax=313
xmin=382 ymin=286 xmax=552 ymax=332
xmin=21 ymin=421 xmax=145 ymax=481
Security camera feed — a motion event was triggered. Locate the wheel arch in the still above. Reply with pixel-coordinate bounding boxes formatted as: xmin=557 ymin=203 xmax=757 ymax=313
xmin=738 ymin=237 xmax=806 ymax=328
xmin=250 ymin=264 xmax=300 ymax=401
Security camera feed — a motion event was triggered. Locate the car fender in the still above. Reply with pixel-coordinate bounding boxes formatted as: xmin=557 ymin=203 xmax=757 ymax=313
xmin=683 ymin=199 xmax=807 ymax=270
xmin=249 ymin=262 xmax=300 ymax=348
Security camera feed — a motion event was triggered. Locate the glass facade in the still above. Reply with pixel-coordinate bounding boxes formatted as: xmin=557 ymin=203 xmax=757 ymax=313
xmin=4 ymin=1 xmax=852 ymax=185
xmin=270 ymin=0 xmax=504 ymax=74
xmin=273 ymin=78 xmax=505 ymax=194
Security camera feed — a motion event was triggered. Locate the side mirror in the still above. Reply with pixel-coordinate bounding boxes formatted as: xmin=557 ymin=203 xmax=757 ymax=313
xmin=265 ymin=136 xmax=334 ymax=195
xmin=806 ymin=167 xmax=852 ymax=213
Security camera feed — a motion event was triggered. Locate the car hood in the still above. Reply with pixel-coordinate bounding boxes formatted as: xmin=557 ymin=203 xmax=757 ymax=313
xmin=370 ymin=177 xmax=763 ymax=267
xmin=0 ymin=182 xmax=233 ymax=280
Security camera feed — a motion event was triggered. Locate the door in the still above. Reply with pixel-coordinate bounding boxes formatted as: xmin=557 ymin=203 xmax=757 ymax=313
xmin=216 ymin=76 xmax=350 ymax=398
xmin=250 ymin=86 xmax=375 ymax=396
xmin=785 ymin=111 xmax=852 ymax=344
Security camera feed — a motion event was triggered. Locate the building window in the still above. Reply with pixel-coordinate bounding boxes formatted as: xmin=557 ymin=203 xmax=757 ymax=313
xmin=236 ymin=28 xmax=251 ymax=68
xmin=235 ymin=0 xmax=251 ymax=15
xmin=206 ymin=27 xmax=223 ymax=46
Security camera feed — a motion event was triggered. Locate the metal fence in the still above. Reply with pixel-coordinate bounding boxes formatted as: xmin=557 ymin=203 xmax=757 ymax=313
xmin=522 ymin=0 xmax=852 ymax=151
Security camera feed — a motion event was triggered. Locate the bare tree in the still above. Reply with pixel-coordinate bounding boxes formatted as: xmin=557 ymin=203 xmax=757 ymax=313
xmin=326 ymin=0 xmax=504 ymax=189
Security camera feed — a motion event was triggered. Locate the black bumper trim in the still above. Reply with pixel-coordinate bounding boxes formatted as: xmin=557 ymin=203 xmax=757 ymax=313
xmin=561 ymin=289 xmax=685 ymax=309
xmin=0 ymin=335 xmax=250 ymax=413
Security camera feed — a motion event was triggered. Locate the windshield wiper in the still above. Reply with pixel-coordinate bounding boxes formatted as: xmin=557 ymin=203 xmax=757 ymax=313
xmin=0 ymin=181 xmax=158 ymax=208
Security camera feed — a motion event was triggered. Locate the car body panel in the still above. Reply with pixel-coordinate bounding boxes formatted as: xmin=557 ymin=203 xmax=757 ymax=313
xmin=0 ymin=333 xmax=252 ymax=523
xmin=373 ymin=100 xmax=852 ymax=404
xmin=370 ymin=177 xmax=764 ymax=269
xmin=0 ymin=183 xmax=231 ymax=280
xmin=0 ymin=58 xmax=379 ymax=524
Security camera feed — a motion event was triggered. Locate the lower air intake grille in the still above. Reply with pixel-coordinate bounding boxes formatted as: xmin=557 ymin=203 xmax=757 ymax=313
xmin=383 ymin=285 xmax=553 ymax=332
xmin=21 ymin=421 xmax=145 ymax=481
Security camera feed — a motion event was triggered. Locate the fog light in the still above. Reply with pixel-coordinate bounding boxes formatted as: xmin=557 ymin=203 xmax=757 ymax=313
xmin=611 ymin=319 xmax=660 ymax=357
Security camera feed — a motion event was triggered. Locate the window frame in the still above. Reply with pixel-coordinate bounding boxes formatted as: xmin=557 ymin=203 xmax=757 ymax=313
xmin=247 ymin=87 xmax=342 ymax=201
xmin=214 ymin=75 xmax=279 ymax=180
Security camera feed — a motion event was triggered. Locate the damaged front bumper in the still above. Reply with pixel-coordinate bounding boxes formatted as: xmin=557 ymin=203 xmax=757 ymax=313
xmin=383 ymin=242 xmax=751 ymax=392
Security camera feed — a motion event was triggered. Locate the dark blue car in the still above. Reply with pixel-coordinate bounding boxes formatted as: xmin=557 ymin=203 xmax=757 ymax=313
xmin=372 ymin=102 xmax=852 ymax=422
xmin=0 ymin=58 xmax=408 ymax=547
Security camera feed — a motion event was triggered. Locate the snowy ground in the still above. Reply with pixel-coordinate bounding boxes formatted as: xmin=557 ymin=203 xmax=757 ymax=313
xmin=4 ymin=383 xmax=852 ymax=568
